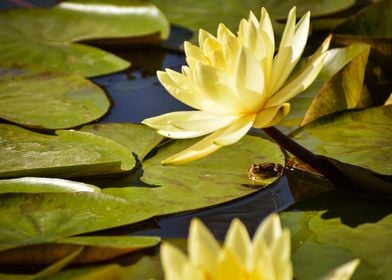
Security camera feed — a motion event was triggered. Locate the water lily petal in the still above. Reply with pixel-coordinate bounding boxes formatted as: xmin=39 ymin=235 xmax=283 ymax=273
xmin=292 ymin=11 xmax=310 ymax=62
xmin=184 ymin=41 xmax=208 ymax=68
xmin=188 ymin=219 xmax=220 ymax=275
xmin=193 ymin=62 xmax=245 ymax=113
xmin=224 ymin=219 xmax=251 ymax=266
xmin=143 ymin=111 xmax=237 ymax=138
xmin=199 ymin=28 xmax=215 ymax=48
xmin=253 ymin=214 xmax=282 ymax=249
xmin=259 ymin=7 xmax=274 ymax=52
xmin=158 ymin=70 xmax=229 ymax=114
xmin=216 ymin=248 xmax=244 ymax=280
xmin=218 ymin=24 xmax=240 ymax=72
xmin=271 ymin=229 xmax=293 ymax=280
xmin=253 ymin=103 xmax=290 ymax=128
xmin=160 ymin=242 xmax=190 ymax=280
xmin=235 ymin=46 xmax=264 ymax=93
xmin=268 ymin=7 xmax=296 ymax=94
xmin=266 ymin=35 xmax=331 ymax=107
xmin=162 ymin=115 xmax=254 ymax=164
xmin=203 ymin=37 xmax=226 ymax=69
xmin=320 ymin=259 xmax=360 ymax=280
xmin=212 ymin=114 xmax=255 ymax=146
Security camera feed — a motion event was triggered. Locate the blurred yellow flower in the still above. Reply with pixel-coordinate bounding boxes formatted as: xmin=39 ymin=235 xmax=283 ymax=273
xmin=143 ymin=7 xmax=331 ymax=164
xmin=160 ymin=214 xmax=359 ymax=280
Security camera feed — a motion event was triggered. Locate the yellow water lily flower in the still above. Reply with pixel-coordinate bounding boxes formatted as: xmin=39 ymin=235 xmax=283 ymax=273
xmin=160 ymin=214 xmax=359 ymax=280
xmin=143 ymin=7 xmax=331 ymax=165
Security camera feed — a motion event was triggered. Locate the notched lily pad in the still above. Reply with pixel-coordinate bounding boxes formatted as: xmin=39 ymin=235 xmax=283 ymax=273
xmin=0 ymin=71 xmax=110 ymax=129
xmin=80 ymin=123 xmax=164 ymax=160
xmin=0 ymin=124 xmax=135 ymax=178
xmin=0 ymin=0 xmax=170 ymax=76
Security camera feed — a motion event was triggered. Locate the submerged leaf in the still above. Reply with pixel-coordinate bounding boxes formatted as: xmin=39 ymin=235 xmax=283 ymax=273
xmin=0 ymin=71 xmax=110 ymax=129
xmin=0 ymin=124 xmax=135 ymax=178
xmin=0 ymin=1 xmax=169 ymax=76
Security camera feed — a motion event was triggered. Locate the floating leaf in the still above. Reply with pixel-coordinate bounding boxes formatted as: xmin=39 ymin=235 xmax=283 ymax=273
xmin=151 ymin=0 xmax=354 ymax=40
xmin=0 ymin=236 xmax=160 ymax=265
xmin=0 ymin=0 xmax=169 ymax=77
xmin=0 ymin=124 xmax=135 ymax=178
xmin=281 ymin=191 xmax=392 ymax=279
xmin=102 ymin=135 xmax=285 ymax=216
xmin=0 ymin=192 xmax=155 ymax=251
xmin=291 ymin=105 xmax=392 ymax=175
xmin=0 ymin=71 xmax=110 ymax=129
xmin=80 ymin=123 xmax=164 ymax=160
xmin=0 ymin=177 xmax=101 ymax=194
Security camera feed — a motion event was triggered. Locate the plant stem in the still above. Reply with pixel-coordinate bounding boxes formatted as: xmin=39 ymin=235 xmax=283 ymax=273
xmin=263 ymin=126 xmax=353 ymax=189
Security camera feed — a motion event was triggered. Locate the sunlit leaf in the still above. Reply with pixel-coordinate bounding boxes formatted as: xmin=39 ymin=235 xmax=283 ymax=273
xmin=0 ymin=177 xmax=100 ymax=194
xmin=291 ymin=105 xmax=392 ymax=175
xmin=80 ymin=123 xmax=164 ymax=160
xmin=0 ymin=192 xmax=155 ymax=251
xmin=0 ymin=124 xmax=135 ymax=178
xmin=0 ymin=236 xmax=160 ymax=264
xmin=0 ymin=71 xmax=110 ymax=129
xmin=101 ymin=135 xmax=285 ymax=216
xmin=278 ymin=43 xmax=372 ymax=133
xmin=281 ymin=191 xmax=392 ymax=279
xmin=0 ymin=0 xmax=169 ymax=77
xmin=301 ymin=44 xmax=371 ymax=125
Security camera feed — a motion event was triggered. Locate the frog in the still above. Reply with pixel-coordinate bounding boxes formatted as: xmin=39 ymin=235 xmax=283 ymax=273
xmin=248 ymin=163 xmax=284 ymax=181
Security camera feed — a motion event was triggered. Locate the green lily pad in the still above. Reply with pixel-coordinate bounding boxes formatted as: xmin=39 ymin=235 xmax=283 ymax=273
xmin=0 ymin=0 xmax=169 ymax=77
xmin=0 ymin=177 xmax=101 ymax=194
xmin=335 ymin=0 xmax=392 ymax=38
xmin=80 ymin=123 xmax=164 ymax=160
xmin=151 ymin=0 xmax=354 ymax=40
xmin=290 ymin=105 xmax=392 ymax=175
xmin=0 ymin=192 xmax=155 ymax=251
xmin=0 ymin=124 xmax=135 ymax=178
xmin=0 ymin=71 xmax=110 ymax=129
xmin=101 ymin=135 xmax=285 ymax=216
xmin=279 ymin=43 xmax=372 ymax=133
xmin=281 ymin=191 xmax=392 ymax=279
xmin=0 ymin=129 xmax=284 ymax=252
xmin=0 ymin=236 xmax=160 ymax=265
